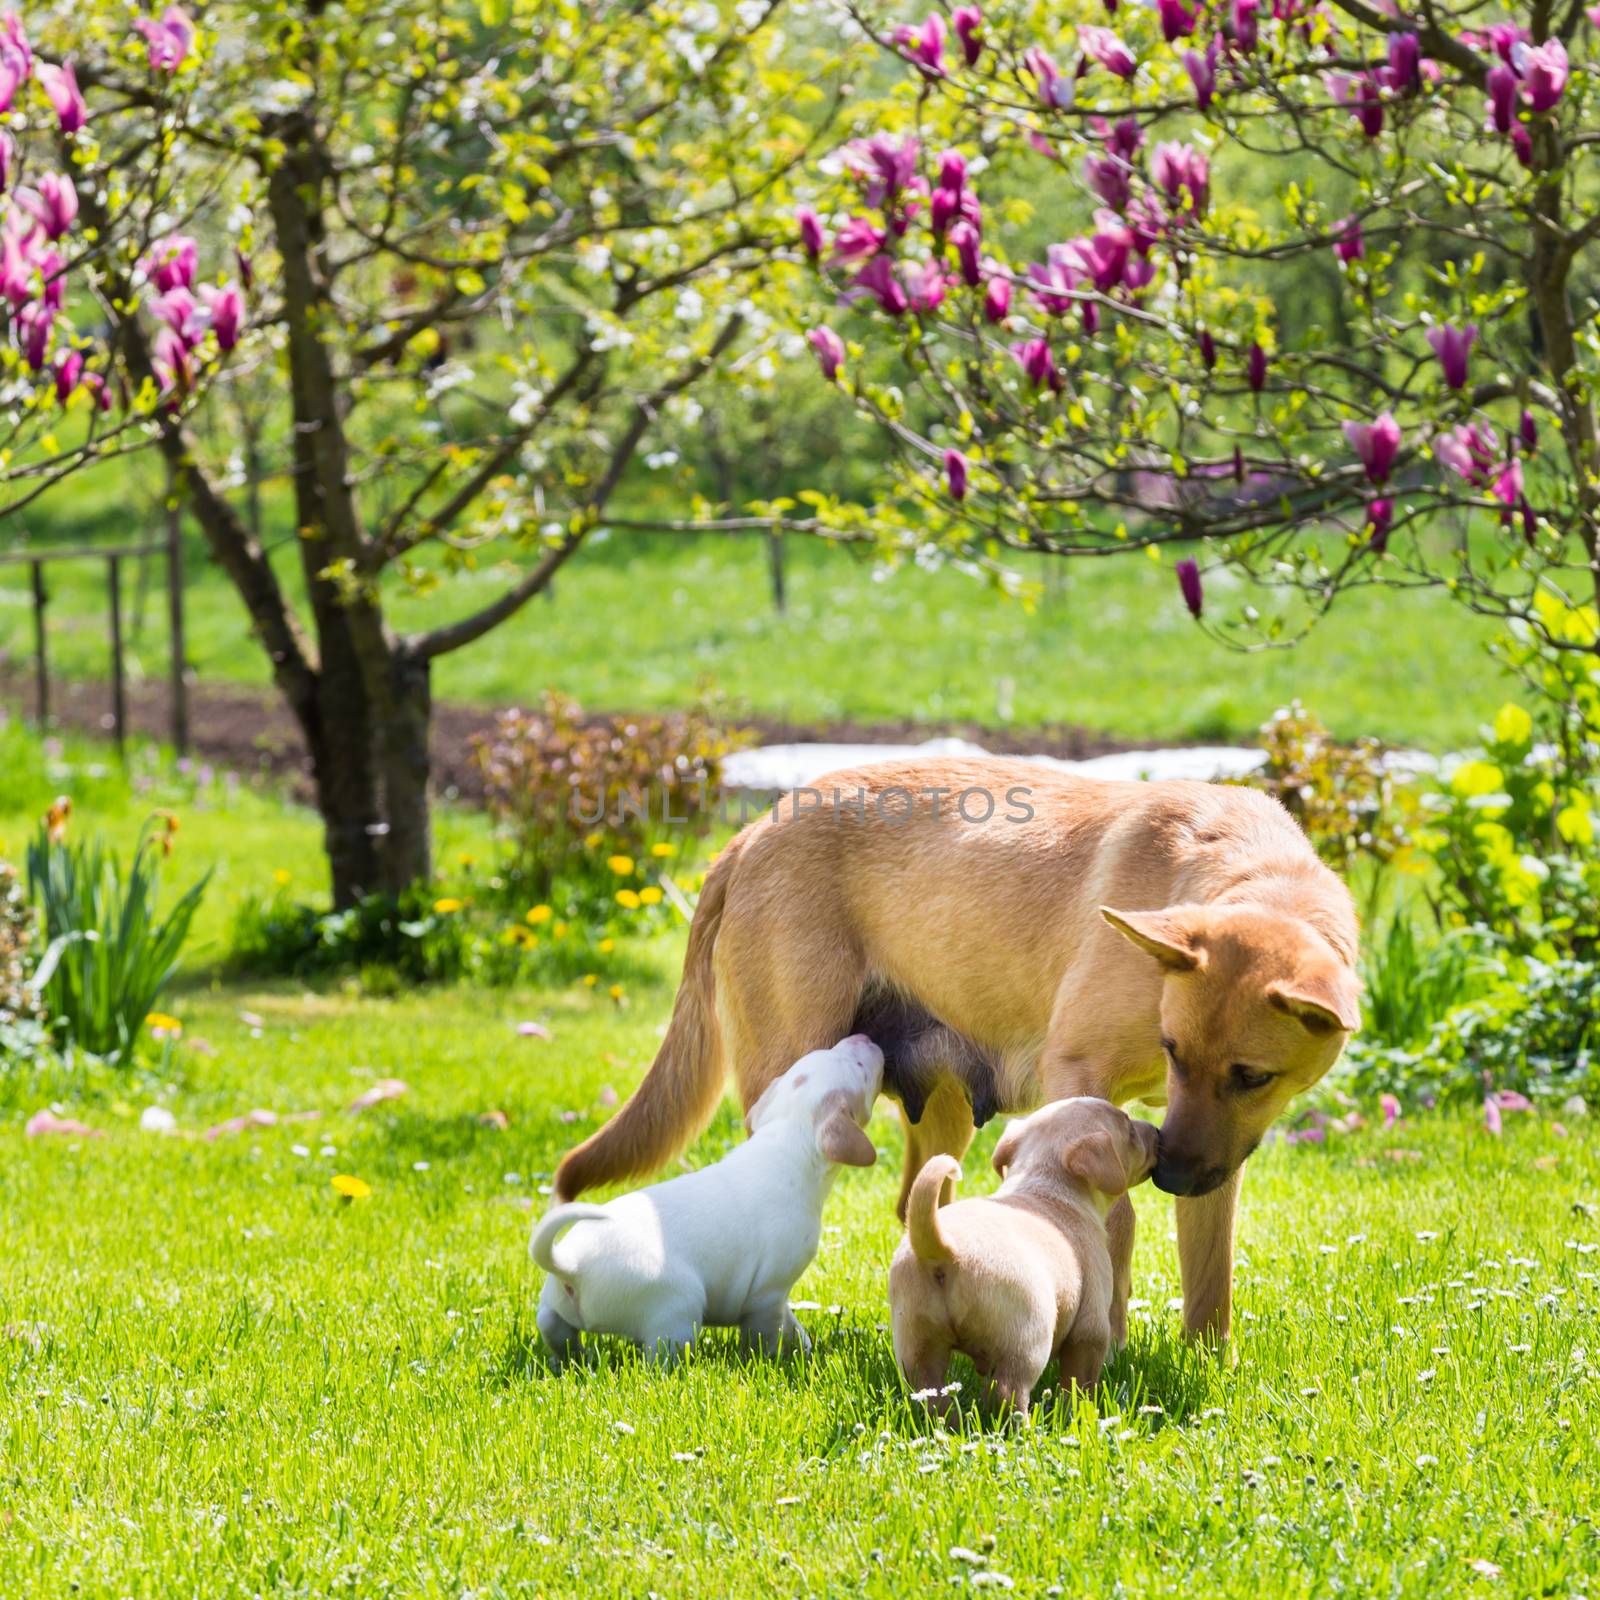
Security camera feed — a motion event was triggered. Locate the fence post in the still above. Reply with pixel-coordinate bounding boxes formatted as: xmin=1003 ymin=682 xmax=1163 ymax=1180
xmin=166 ymin=501 xmax=188 ymax=756
xmin=30 ymin=558 xmax=47 ymax=728
xmin=767 ymin=524 xmax=786 ymax=614
xmin=108 ymin=553 xmax=126 ymax=758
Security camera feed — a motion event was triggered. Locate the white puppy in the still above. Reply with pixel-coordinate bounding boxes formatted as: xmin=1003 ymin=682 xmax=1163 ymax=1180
xmin=531 ymin=1034 xmax=882 ymax=1365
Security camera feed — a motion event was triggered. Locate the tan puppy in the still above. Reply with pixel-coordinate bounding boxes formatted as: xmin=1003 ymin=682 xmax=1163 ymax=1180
xmin=556 ymin=757 xmax=1360 ymax=1343
xmin=890 ymin=1099 xmax=1159 ymax=1410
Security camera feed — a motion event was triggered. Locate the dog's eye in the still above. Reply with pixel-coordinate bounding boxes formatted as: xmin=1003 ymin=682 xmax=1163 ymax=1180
xmin=1230 ymin=1063 xmax=1274 ymax=1092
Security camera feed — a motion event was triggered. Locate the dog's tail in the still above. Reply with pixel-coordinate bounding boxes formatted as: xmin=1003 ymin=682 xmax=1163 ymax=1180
xmin=553 ymin=831 xmax=746 ymax=1202
xmin=906 ymin=1155 xmax=961 ymax=1265
xmin=530 ymin=1202 xmax=611 ymax=1277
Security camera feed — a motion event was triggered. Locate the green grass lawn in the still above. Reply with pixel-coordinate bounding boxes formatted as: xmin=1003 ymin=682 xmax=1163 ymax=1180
xmin=1 ymin=729 xmax=1595 ymax=1598
xmin=3 ymin=484 xmax=1508 ymax=749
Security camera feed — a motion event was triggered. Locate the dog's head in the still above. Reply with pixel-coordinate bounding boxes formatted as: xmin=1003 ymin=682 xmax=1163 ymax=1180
xmin=746 ymin=1033 xmax=884 ymax=1168
xmin=1101 ymin=902 xmax=1360 ymax=1197
xmin=991 ymin=1096 xmax=1159 ymax=1204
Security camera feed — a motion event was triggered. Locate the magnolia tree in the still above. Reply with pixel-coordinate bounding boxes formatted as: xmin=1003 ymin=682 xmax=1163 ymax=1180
xmin=798 ymin=0 xmax=1600 ymax=713
xmin=1 ymin=1 xmax=855 ymax=904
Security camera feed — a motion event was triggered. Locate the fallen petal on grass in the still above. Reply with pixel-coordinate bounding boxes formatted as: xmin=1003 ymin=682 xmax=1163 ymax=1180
xmin=205 ymin=1109 xmax=278 ymax=1139
xmin=349 ymin=1078 xmax=409 ymax=1112
xmin=25 ymin=1110 xmax=104 ymax=1139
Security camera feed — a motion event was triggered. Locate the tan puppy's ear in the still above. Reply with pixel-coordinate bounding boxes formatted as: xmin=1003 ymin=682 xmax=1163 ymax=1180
xmin=1062 ymin=1131 xmax=1130 ymax=1196
xmin=991 ymin=1116 xmax=1030 ymax=1177
xmin=815 ymin=1094 xmax=876 ymax=1167
xmin=1269 ymin=976 xmax=1360 ymax=1034
xmin=1100 ymin=906 xmax=1205 ymax=972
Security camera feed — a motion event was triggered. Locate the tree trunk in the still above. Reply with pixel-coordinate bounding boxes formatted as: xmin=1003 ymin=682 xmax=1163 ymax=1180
xmin=375 ymin=650 xmax=434 ymax=893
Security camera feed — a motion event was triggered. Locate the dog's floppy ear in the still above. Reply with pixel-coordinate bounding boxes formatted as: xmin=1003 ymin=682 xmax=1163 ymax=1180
xmin=815 ymin=1093 xmax=876 ymax=1167
xmin=1100 ymin=906 xmax=1205 ymax=973
xmin=1062 ymin=1131 xmax=1129 ymax=1196
xmin=1268 ymin=974 xmax=1360 ymax=1035
xmin=991 ymin=1115 xmax=1030 ymax=1178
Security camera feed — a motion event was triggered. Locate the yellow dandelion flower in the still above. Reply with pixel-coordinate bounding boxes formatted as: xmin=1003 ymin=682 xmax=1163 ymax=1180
xmin=331 ymin=1174 xmax=372 ymax=1200
xmin=433 ymin=897 xmax=464 ymax=914
xmin=457 ymin=853 xmax=476 ymax=868
xmin=638 ymin=886 xmax=663 ymax=906
xmin=615 ymin=889 xmax=641 ymax=910
xmin=582 ymin=973 xmax=598 ymax=987
xmin=273 ymin=868 xmax=292 ymax=887
xmin=554 ymin=920 xmax=569 ymax=938
xmin=607 ymin=855 xmax=635 ymax=877
xmin=584 ymin=831 xmax=603 ymax=849
xmin=650 ymin=843 xmax=674 ymax=859
xmin=526 ymin=904 xmax=553 ymax=925
xmin=597 ymin=937 xmax=615 ymax=954
xmin=145 ymin=1011 xmax=182 ymax=1039
xmin=609 ymin=984 xmax=625 ymax=1001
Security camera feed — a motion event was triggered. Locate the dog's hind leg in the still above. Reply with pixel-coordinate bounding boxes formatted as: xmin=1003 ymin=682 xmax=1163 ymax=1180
xmin=895 ymin=1074 xmax=975 ymax=1221
xmin=740 ymin=1298 xmax=811 ymax=1359
xmin=536 ymin=1296 xmax=581 ymax=1372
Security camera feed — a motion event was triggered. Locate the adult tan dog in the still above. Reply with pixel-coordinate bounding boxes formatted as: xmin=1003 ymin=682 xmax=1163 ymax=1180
xmin=555 ymin=757 xmax=1360 ymax=1342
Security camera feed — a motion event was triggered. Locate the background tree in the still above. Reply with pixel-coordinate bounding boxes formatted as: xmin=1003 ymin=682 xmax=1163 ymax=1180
xmin=2 ymin=1 xmax=858 ymax=904
xmin=798 ymin=1 xmax=1600 ymax=735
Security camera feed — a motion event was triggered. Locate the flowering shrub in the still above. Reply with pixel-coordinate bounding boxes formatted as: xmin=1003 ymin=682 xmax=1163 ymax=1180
xmin=0 ymin=859 xmax=49 ymax=1070
xmin=472 ymin=692 xmax=742 ymax=904
xmin=1239 ymin=701 xmax=1415 ymax=880
xmin=797 ymin=3 xmax=1600 ymax=699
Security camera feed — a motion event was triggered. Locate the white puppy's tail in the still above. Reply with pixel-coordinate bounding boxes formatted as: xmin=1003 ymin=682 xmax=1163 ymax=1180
xmin=906 ymin=1155 xmax=961 ymax=1265
xmin=529 ymin=1202 xmax=611 ymax=1277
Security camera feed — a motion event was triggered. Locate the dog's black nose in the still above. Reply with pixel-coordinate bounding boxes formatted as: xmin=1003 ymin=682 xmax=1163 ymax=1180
xmin=1152 ymin=1155 xmax=1229 ymax=1197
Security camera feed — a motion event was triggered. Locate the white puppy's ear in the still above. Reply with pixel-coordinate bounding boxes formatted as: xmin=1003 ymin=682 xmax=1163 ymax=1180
xmin=815 ymin=1093 xmax=876 ymax=1167
xmin=990 ymin=1116 xmax=1030 ymax=1178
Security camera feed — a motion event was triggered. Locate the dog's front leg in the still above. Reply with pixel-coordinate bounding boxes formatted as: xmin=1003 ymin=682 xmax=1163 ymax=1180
xmin=1106 ymin=1193 xmax=1136 ymax=1350
xmin=1174 ymin=1168 xmax=1241 ymax=1345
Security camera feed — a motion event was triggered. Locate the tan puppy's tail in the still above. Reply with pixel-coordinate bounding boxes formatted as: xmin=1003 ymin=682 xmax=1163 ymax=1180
xmin=906 ymin=1155 xmax=961 ymax=1265
xmin=553 ymin=831 xmax=747 ymax=1202
xmin=530 ymin=1203 xmax=611 ymax=1278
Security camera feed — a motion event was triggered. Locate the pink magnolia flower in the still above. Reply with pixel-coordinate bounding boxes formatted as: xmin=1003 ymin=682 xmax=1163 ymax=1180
xmin=1486 ymin=64 xmax=1517 ymax=133
xmin=929 ymin=183 xmax=979 ymax=237
xmin=845 ymin=136 xmax=921 ymax=207
xmin=1230 ymin=0 xmax=1260 ymax=52
xmin=37 ymin=60 xmax=86 ymax=134
xmin=949 ymin=220 xmax=981 ymax=286
xmin=847 ymin=253 xmax=908 ymax=315
xmin=943 ymin=447 xmax=968 ymax=501
xmin=146 ymin=234 xmax=198 ymax=293
xmin=1084 ymin=151 xmax=1132 ymax=211
xmin=1344 ymin=411 xmax=1402 ymax=485
xmin=1023 ymin=46 xmax=1074 ymax=108
xmin=796 ymin=207 xmax=824 ymax=260
xmin=1490 ymin=1088 xmax=1534 ymax=1112
xmin=1433 ymin=422 xmax=1491 ymax=483
xmin=1028 ymin=244 xmax=1085 ymax=315
xmin=19 ymin=302 xmax=52 ymax=370
xmin=152 ymin=321 xmax=194 ymax=393
xmin=1483 ymin=1096 xmax=1503 ymax=1136
xmin=983 ymin=274 xmax=1011 ymax=322
xmin=201 ymin=282 xmax=245 ymax=351
xmin=1491 ymin=457 xmax=1523 ymax=507
xmin=1515 ymin=39 xmax=1568 ymax=111
xmin=1367 ymin=496 xmax=1394 ymax=552
xmin=1150 ymin=141 xmax=1209 ymax=219
xmin=1329 ymin=72 xmax=1383 ymax=138
xmin=1156 ymin=0 xmax=1197 ymax=42
xmin=906 ymin=258 xmax=948 ymax=313
xmin=830 ymin=215 xmax=885 ymax=264
xmin=1426 ymin=323 xmax=1475 ymax=389
xmin=1519 ymin=408 xmax=1537 ymax=451
xmin=1198 ymin=329 xmax=1217 ymax=369
xmin=1010 ymin=336 xmax=1060 ymax=391
xmin=1510 ymin=124 xmax=1533 ymax=166
xmin=1176 ymin=557 xmax=1203 ymax=618
xmin=1382 ymin=31 xmax=1421 ymax=94
xmin=134 ymin=6 xmax=195 ymax=73
xmin=16 ymin=173 xmax=77 ymax=240
xmin=1588 ymin=4 xmax=1600 ymax=26
xmin=0 ymin=129 xmax=12 ymax=193
xmin=53 ymin=346 xmax=84 ymax=403
xmin=0 ymin=43 xmax=24 ymax=116
xmin=25 ymin=1108 xmax=102 ymax=1138
xmin=1379 ymin=1094 xmax=1402 ymax=1130
xmin=1333 ymin=215 xmax=1364 ymax=262
xmin=1246 ymin=341 xmax=1268 ymax=391
xmin=1184 ymin=41 xmax=1218 ymax=110
xmin=1 ymin=11 xmax=29 ymax=70
xmin=894 ymin=12 xmax=947 ymax=76
xmin=0 ymin=229 xmax=33 ymax=307
xmin=952 ymin=5 xmax=984 ymax=65
xmin=153 ymin=285 xmax=206 ymax=345
xmin=937 ymin=150 xmax=967 ymax=194
xmin=1081 ymin=27 xmax=1136 ymax=79
xmin=37 ymin=246 xmax=64 ymax=311
xmin=807 ymin=325 xmax=845 ymax=381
